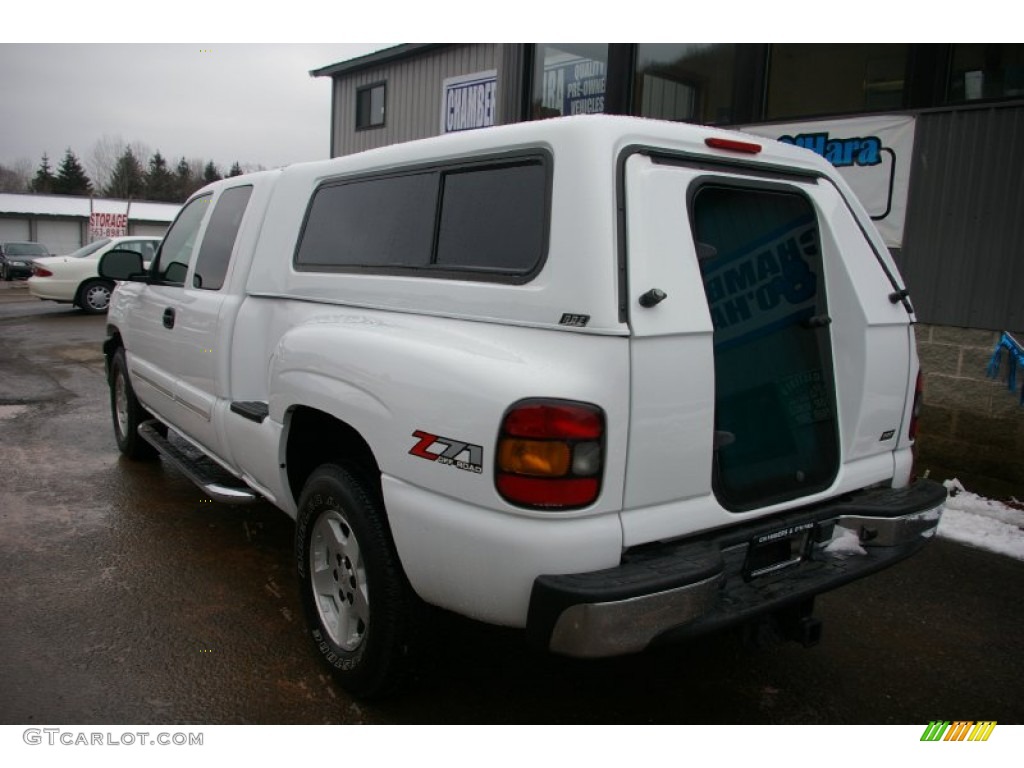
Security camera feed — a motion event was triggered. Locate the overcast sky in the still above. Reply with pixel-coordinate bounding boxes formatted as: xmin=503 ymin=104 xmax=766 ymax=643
xmin=0 ymin=2 xmax=1002 ymax=187
xmin=0 ymin=43 xmax=392 ymax=180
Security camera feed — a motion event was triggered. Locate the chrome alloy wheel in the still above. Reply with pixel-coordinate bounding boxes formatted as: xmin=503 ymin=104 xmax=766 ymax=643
xmin=114 ymin=367 xmax=130 ymax=439
xmin=310 ymin=509 xmax=369 ymax=651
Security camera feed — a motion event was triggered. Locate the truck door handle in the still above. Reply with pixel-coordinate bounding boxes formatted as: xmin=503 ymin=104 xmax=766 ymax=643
xmin=163 ymin=308 xmax=176 ymax=329
xmin=638 ymin=288 xmax=668 ymax=308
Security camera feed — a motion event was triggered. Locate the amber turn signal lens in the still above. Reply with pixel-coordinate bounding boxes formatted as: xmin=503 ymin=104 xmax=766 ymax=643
xmin=498 ymin=439 xmax=571 ymax=477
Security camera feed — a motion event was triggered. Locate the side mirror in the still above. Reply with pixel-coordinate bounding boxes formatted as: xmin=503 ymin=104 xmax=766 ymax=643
xmin=99 ymin=249 xmax=148 ymax=281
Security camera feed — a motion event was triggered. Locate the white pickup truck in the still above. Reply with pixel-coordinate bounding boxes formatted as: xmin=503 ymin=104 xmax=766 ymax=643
xmin=99 ymin=115 xmax=945 ymax=698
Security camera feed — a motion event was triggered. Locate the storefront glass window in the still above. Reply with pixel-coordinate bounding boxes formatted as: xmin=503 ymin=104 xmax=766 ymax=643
xmin=634 ymin=44 xmax=736 ymax=125
xmin=947 ymin=44 xmax=1024 ymax=102
xmin=766 ymin=44 xmax=908 ymax=120
xmin=530 ymin=44 xmax=609 ymax=119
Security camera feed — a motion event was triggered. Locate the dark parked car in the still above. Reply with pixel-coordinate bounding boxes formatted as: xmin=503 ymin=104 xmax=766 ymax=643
xmin=1 ymin=242 xmax=51 ymax=281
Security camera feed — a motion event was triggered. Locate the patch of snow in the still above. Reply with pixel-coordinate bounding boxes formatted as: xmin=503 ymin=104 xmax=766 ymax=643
xmin=938 ymin=479 xmax=1024 ymax=562
xmin=824 ymin=525 xmax=867 ymax=556
xmin=0 ymin=404 xmax=30 ymax=420
xmin=0 ymin=192 xmax=178 ymax=222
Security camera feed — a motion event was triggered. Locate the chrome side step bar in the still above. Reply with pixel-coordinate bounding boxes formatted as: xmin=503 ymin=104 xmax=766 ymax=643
xmin=138 ymin=421 xmax=259 ymax=505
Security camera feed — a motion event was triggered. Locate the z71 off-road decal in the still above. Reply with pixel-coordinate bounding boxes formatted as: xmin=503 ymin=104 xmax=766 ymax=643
xmin=410 ymin=430 xmax=484 ymax=474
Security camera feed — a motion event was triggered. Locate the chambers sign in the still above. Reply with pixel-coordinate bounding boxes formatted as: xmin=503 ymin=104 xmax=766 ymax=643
xmin=743 ymin=115 xmax=916 ymax=248
xmin=441 ymin=70 xmax=497 ymax=133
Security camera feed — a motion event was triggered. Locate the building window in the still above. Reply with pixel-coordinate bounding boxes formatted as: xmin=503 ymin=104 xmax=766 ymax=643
xmin=356 ymin=82 xmax=386 ymax=129
xmin=530 ymin=44 xmax=609 ymax=119
xmin=766 ymin=44 xmax=909 ymax=121
xmin=634 ymin=44 xmax=737 ymax=125
xmin=947 ymin=44 xmax=1024 ymax=103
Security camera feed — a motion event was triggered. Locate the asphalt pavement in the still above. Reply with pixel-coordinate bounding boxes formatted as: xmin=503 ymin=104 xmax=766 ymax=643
xmin=1 ymin=289 xmax=1022 ymax=724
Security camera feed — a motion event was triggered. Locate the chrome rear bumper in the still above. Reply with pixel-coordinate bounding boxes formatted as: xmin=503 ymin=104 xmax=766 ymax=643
xmin=527 ymin=479 xmax=946 ymax=658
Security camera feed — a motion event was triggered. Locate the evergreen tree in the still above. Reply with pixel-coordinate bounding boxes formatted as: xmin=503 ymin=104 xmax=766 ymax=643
xmin=174 ymin=156 xmax=194 ymax=202
xmin=53 ymin=148 xmax=94 ymax=196
xmin=104 ymin=147 xmax=145 ymax=199
xmin=203 ymin=161 xmax=222 ymax=184
xmin=228 ymin=162 xmax=243 ymax=178
xmin=144 ymin=151 xmax=176 ymax=202
xmin=30 ymin=153 xmax=56 ymax=194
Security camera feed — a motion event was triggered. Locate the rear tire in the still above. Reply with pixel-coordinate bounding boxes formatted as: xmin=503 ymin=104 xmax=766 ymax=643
xmin=296 ymin=463 xmax=419 ymax=699
xmin=78 ymin=279 xmax=115 ymax=314
xmin=109 ymin=347 xmax=159 ymax=460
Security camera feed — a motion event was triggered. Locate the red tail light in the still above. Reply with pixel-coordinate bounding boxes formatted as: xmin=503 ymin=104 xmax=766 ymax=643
xmin=909 ymin=370 xmax=924 ymax=441
xmin=32 ymin=265 xmax=53 ymax=277
xmin=705 ymin=137 xmax=762 ymax=154
xmin=496 ymin=399 xmax=604 ymax=510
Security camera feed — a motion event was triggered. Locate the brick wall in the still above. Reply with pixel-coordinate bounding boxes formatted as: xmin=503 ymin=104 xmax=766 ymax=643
xmin=914 ymin=324 xmax=1024 ymax=498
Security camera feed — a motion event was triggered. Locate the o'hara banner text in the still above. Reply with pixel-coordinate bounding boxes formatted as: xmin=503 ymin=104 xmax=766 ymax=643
xmin=743 ymin=115 xmax=916 ymax=248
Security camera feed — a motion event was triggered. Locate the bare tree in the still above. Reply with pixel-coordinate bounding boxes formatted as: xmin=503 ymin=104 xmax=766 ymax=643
xmin=89 ymin=134 xmax=124 ymax=192
xmin=90 ymin=135 xmax=152 ymax=192
xmin=0 ymin=158 xmax=32 ymax=192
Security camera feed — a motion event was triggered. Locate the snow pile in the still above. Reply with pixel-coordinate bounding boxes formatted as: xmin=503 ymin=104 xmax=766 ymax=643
xmin=938 ymin=479 xmax=1024 ymax=562
xmin=825 ymin=526 xmax=867 ymax=556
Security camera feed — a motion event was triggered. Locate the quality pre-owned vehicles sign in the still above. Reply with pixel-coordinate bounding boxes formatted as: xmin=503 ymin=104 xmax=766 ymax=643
xmin=743 ymin=115 xmax=916 ymax=248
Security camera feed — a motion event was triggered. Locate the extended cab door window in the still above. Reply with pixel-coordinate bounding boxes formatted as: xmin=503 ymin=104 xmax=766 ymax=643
xmin=153 ymin=194 xmax=211 ymax=285
xmin=192 ymin=185 xmax=253 ymax=290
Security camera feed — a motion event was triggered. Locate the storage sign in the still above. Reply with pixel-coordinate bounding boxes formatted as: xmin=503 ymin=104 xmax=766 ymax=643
xmin=89 ymin=212 xmax=128 ymax=240
xmin=441 ymin=70 xmax=497 ymax=133
xmin=743 ymin=115 xmax=916 ymax=248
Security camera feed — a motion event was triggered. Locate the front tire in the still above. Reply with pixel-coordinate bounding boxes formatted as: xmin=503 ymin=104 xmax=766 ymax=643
xmin=78 ymin=279 xmax=115 ymax=314
xmin=109 ymin=347 xmax=159 ymax=460
xmin=296 ymin=464 xmax=418 ymax=699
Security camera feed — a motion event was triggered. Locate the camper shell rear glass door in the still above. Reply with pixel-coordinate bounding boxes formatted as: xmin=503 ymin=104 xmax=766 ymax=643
xmin=688 ymin=178 xmax=840 ymax=510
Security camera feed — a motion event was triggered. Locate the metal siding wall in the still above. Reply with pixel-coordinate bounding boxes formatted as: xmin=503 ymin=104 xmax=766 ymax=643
xmin=130 ymin=223 xmax=169 ymax=237
xmin=332 ymin=45 xmax=498 ymax=156
xmin=0 ymin=218 xmax=31 ymax=241
xmin=36 ymin=220 xmax=82 ymax=254
xmin=497 ymin=44 xmax=525 ymax=124
xmin=902 ymin=105 xmax=1024 ymax=331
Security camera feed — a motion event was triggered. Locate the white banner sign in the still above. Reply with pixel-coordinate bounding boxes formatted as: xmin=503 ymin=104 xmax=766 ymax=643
xmin=743 ymin=115 xmax=916 ymax=248
xmin=441 ymin=70 xmax=497 ymax=133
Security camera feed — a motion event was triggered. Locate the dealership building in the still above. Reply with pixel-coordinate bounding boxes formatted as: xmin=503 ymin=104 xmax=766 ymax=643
xmin=312 ymin=43 xmax=1024 ymax=493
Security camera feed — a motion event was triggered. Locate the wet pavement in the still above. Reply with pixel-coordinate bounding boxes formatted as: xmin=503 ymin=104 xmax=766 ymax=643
xmin=2 ymin=281 xmax=1023 ymax=724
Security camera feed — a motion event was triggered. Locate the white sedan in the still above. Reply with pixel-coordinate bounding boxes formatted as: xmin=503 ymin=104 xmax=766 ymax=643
xmin=28 ymin=236 xmax=162 ymax=314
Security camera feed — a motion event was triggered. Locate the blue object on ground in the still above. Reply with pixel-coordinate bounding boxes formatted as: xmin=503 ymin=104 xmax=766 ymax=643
xmin=986 ymin=332 xmax=1024 ymax=404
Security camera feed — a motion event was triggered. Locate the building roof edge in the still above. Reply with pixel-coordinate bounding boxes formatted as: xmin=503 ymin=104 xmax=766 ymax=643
xmin=310 ymin=44 xmax=448 ymax=78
